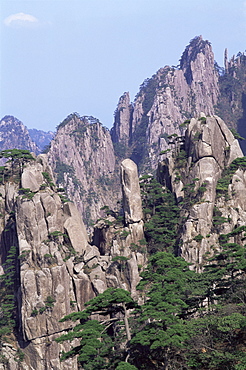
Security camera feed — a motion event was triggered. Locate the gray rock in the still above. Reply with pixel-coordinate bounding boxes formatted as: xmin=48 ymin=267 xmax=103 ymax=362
xmin=121 ymin=159 xmax=143 ymax=223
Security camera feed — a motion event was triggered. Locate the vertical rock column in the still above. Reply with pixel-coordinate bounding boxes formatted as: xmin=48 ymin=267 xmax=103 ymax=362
xmin=120 ymin=158 xmax=143 ymax=224
xmin=120 ymin=159 xmax=145 ymax=298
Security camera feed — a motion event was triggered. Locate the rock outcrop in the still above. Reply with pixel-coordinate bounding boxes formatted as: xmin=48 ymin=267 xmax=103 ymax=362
xmin=47 ymin=114 xmax=120 ymax=226
xmin=0 ymin=155 xmax=93 ymax=369
xmin=111 ymin=92 xmax=133 ymax=145
xmin=216 ymin=50 xmax=246 ymax=154
xmin=0 ymin=154 xmax=145 ymax=369
xmin=111 ymin=36 xmax=220 ymax=171
xmin=158 ymin=114 xmax=246 ymax=271
xmin=121 ymin=158 xmax=143 ymax=224
xmin=0 ymin=116 xmax=39 ymax=155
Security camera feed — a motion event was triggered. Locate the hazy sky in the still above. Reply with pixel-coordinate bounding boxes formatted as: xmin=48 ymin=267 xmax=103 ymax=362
xmin=1 ymin=0 xmax=246 ymax=132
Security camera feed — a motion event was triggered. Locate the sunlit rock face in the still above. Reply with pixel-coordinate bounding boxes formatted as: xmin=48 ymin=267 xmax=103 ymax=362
xmin=158 ymin=115 xmax=246 ymax=272
xmin=47 ymin=114 xmax=120 ymax=227
xmin=0 ymin=153 xmax=147 ymax=369
xmin=0 ymin=116 xmax=39 ymax=155
xmin=111 ymin=36 xmax=219 ymax=171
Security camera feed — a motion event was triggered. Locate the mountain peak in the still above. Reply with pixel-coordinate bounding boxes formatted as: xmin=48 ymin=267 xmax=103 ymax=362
xmin=179 ymin=36 xmax=214 ymax=84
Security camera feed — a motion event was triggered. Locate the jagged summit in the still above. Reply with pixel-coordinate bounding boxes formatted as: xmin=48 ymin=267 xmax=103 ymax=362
xmin=0 ymin=115 xmax=39 ymax=155
xmin=179 ymin=35 xmax=213 ymax=84
xmin=111 ymin=35 xmax=219 ymax=172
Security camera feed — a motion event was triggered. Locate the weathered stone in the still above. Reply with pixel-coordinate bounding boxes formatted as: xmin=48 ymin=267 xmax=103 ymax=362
xmin=21 ymin=162 xmax=44 ymax=192
xmin=47 ymin=116 xmax=119 ymax=226
xmin=63 ymin=202 xmax=88 ymax=253
xmin=83 ymin=244 xmax=100 ymax=262
xmin=121 ymin=159 xmax=143 ymax=223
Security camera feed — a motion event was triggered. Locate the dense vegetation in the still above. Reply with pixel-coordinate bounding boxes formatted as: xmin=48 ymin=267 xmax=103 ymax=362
xmin=56 ymin=175 xmax=246 ymax=369
xmin=57 ymin=240 xmax=246 ymax=369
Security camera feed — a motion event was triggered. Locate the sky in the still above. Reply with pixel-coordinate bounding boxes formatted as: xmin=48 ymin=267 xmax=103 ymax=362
xmin=1 ymin=0 xmax=246 ymax=132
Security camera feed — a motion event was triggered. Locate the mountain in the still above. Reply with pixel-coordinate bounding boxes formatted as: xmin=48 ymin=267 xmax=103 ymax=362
xmin=0 ymin=116 xmax=39 ymax=155
xmin=46 ymin=113 xmax=121 ymax=226
xmin=0 ymin=113 xmax=246 ymax=368
xmin=28 ymin=128 xmax=54 ymax=153
xmin=111 ymin=35 xmax=219 ymax=171
xmin=0 ymin=151 xmax=145 ymax=369
xmin=216 ymin=50 xmax=246 ymax=152
xmin=1 ymin=35 xmax=246 ymax=368
xmin=44 ymin=36 xmax=222 ymax=226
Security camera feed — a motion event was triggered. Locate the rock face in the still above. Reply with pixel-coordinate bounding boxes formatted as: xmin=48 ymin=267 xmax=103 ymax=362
xmin=111 ymin=92 xmax=133 ymax=145
xmin=92 ymin=158 xmax=145 ymax=299
xmin=121 ymin=159 xmax=143 ymax=223
xmin=0 ymin=116 xmax=39 ymax=155
xmin=47 ymin=113 xmax=120 ymax=226
xmin=0 ymin=155 xmax=92 ymax=369
xmin=158 ymin=114 xmax=245 ymax=271
xmin=0 ymin=154 xmax=145 ymax=369
xmin=216 ymin=51 xmax=246 ymax=153
xmin=28 ymin=128 xmax=54 ymax=153
xmin=111 ymin=36 xmax=219 ymax=171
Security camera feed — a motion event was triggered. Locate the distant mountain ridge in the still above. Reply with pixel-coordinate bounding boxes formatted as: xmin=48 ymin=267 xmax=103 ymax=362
xmin=0 ymin=115 xmax=54 ymax=154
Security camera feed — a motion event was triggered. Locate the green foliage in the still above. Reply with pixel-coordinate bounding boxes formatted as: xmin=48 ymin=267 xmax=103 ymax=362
xmin=31 ymin=309 xmax=38 ymax=317
xmin=18 ymin=249 xmax=31 ymax=262
xmin=57 ymin=288 xmax=138 ymax=369
xmin=42 ymin=172 xmax=55 ymax=188
xmin=140 ymin=176 xmax=180 ymax=254
xmin=0 ymin=246 xmax=17 ymax=341
xmin=193 ymin=234 xmax=203 ymax=241
xmin=213 ymin=206 xmax=228 ymax=226
xmin=193 ymin=131 xmax=201 ymax=141
xmin=179 ymin=119 xmax=191 ymax=128
xmin=19 ymin=188 xmax=36 ymax=200
xmin=216 ymin=157 xmax=246 ymax=197
xmin=159 ymin=149 xmax=171 ymax=155
xmin=174 ymin=149 xmax=187 ymax=168
xmin=0 ymin=149 xmax=34 ymax=162
xmin=230 ymin=128 xmax=245 ymax=140
xmin=115 ymin=362 xmax=138 ymax=370
xmin=45 ymin=296 xmax=56 ymax=308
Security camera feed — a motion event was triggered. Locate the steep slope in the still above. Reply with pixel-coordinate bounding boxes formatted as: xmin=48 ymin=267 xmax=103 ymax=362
xmin=0 ymin=116 xmax=39 ymax=155
xmin=0 ymin=152 xmax=145 ymax=369
xmin=216 ymin=51 xmax=246 ymax=153
xmin=47 ymin=113 xmax=120 ymax=226
xmin=158 ymin=114 xmax=246 ymax=271
xmin=28 ymin=128 xmax=54 ymax=152
xmin=111 ymin=36 xmax=219 ymax=171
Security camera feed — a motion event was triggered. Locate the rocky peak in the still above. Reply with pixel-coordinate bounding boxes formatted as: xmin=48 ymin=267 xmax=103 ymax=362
xmin=28 ymin=128 xmax=54 ymax=153
xmin=47 ymin=114 xmax=120 ymax=226
xmin=120 ymin=158 xmax=143 ymax=224
xmin=158 ymin=114 xmax=245 ymax=271
xmin=110 ymin=36 xmax=220 ymax=172
xmin=216 ymin=50 xmax=246 ymax=153
xmin=111 ymin=92 xmax=133 ymax=145
xmin=180 ymin=36 xmax=214 ymax=84
xmin=0 ymin=116 xmax=39 ymax=155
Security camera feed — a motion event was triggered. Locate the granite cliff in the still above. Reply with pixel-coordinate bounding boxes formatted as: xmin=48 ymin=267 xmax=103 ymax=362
xmin=44 ymin=36 xmax=221 ymax=226
xmin=0 ymin=153 xmax=145 ymax=369
xmin=0 ymin=117 xmax=39 ymax=156
xmin=1 ymin=35 xmax=246 ymax=367
xmin=112 ymin=36 xmax=219 ymax=171
xmin=158 ymin=114 xmax=246 ymax=271
xmin=46 ymin=113 xmax=121 ymax=226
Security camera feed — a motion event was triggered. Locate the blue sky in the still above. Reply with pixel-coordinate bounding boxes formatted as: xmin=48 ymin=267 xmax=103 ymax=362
xmin=1 ymin=0 xmax=246 ymax=132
